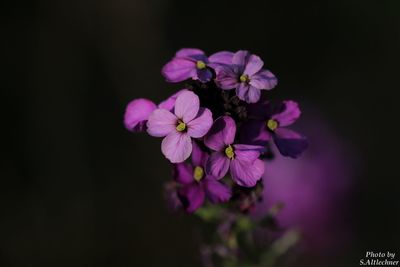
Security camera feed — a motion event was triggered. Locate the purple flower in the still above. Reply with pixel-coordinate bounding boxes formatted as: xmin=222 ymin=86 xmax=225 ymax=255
xmin=162 ymin=48 xmax=234 ymax=83
xmin=240 ymin=100 xmax=308 ymax=158
xmin=147 ymin=91 xmax=213 ymax=163
xmin=174 ymin=142 xmax=231 ymax=213
xmin=204 ymin=116 xmax=265 ymax=187
xmin=124 ymin=89 xmax=188 ymax=132
xmin=215 ymin=50 xmax=277 ymax=103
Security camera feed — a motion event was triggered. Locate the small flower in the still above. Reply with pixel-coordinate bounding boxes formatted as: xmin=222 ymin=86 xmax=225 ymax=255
xmin=162 ymin=48 xmax=234 ymax=83
xmin=204 ymin=116 xmax=265 ymax=187
xmin=147 ymin=91 xmax=213 ymax=163
xmin=124 ymin=89 xmax=188 ymax=132
xmin=240 ymin=100 xmax=308 ymax=158
xmin=215 ymin=50 xmax=277 ymax=103
xmin=174 ymin=142 xmax=231 ymax=213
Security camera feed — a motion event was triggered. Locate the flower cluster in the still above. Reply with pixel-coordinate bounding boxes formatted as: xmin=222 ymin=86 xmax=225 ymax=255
xmin=124 ymin=48 xmax=308 ymax=213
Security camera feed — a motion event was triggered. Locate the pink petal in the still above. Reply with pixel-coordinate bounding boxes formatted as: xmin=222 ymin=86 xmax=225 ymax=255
xmin=236 ymin=84 xmax=261 ymax=103
xmin=174 ymin=91 xmax=199 ymax=122
xmin=158 ymin=89 xmax=189 ymax=111
xmin=204 ymin=116 xmax=236 ymax=151
xmin=175 ymin=48 xmax=205 ymax=58
xmin=235 ymin=83 xmax=250 ymax=101
xmin=214 ymin=65 xmax=239 ymax=90
xmin=124 ymin=98 xmax=156 ymax=132
xmin=146 ymin=109 xmax=177 ymax=137
xmin=246 ymin=86 xmax=261 ymax=103
xmin=232 ymin=50 xmax=251 ymax=70
xmin=208 ymin=51 xmax=234 ymax=65
xmin=187 ymin=108 xmax=213 ymax=138
xmin=233 ymin=144 xmax=264 ymax=162
xmin=161 ymin=58 xmax=196 ymax=82
xmin=250 ymin=69 xmax=278 ymax=90
xmin=272 ymin=100 xmax=301 ymax=127
xmin=161 ymin=131 xmax=192 ymax=163
xmin=205 ymin=152 xmax=230 ymax=179
xmin=243 ymin=54 xmax=264 ymax=76
xmin=230 ymin=158 xmax=264 ymax=187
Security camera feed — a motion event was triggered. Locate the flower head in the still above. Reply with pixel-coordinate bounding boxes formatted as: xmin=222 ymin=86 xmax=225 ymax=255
xmin=174 ymin=142 xmax=231 ymax=213
xmin=215 ymin=50 xmax=277 ymax=103
xmin=204 ymin=116 xmax=265 ymax=187
xmin=147 ymin=91 xmax=213 ymax=163
xmin=162 ymin=48 xmax=234 ymax=83
xmin=240 ymin=100 xmax=308 ymax=158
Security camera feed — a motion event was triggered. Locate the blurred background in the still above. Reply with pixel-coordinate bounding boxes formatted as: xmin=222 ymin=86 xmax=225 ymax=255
xmin=3 ymin=0 xmax=400 ymax=266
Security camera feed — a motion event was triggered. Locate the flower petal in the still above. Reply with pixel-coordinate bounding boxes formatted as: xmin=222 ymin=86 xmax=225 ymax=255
xmin=196 ymin=68 xmax=213 ymax=82
xmin=205 ymin=152 xmax=230 ymax=179
xmin=230 ymin=158 xmax=264 ymax=187
xmin=204 ymin=116 xmax=236 ymax=151
xmin=146 ymin=109 xmax=177 ymax=137
xmin=174 ymin=91 xmax=200 ymax=122
xmin=175 ymin=48 xmax=206 ymax=60
xmin=161 ymin=58 xmax=196 ymax=82
xmin=250 ymin=69 xmax=278 ymax=90
xmin=203 ymin=176 xmax=232 ymax=203
xmin=236 ymin=84 xmax=261 ymax=103
xmin=246 ymin=86 xmax=261 ymax=103
xmin=243 ymin=54 xmax=264 ymax=76
xmin=187 ymin=108 xmax=213 ymax=138
xmin=178 ymin=183 xmax=205 ymax=213
xmin=192 ymin=141 xmax=209 ymax=167
xmin=233 ymin=144 xmax=264 ymax=162
xmin=208 ymin=51 xmax=234 ymax=65
xmin=124 ymin=98 xmax=156 ymax=132
xmin=232 ymin=50 xmax=251 ymax=72
xmin=239 ymin=120 xmax=271 ymax=146
xmin=214 ymin=65 xmax=239 ymax=90
xmin=272 ymin=100 xmax=301 ymax=127
xmin=173 ymin=163 xmax=194 ymax=185
xmin=158 ymin=89 xmax=189 ymax=111
xmin=273 ymin=128 xmax=308 ymax=158
xmin=161 ymin=132 xmax=192 ymax=163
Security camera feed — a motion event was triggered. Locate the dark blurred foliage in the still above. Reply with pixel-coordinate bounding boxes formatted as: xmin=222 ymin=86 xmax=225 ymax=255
xmin=2 ymin=0 xmax=400 ymax=266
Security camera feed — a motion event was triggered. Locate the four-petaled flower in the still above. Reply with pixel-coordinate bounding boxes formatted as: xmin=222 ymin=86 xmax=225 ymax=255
xmin=215 ymin=50 xmax=277 ymax=103
xmin=204 ymin=116 xmax=265 ymax=187
xmin=240 ymin=100 xmax=308 ymax=158
xmin=147 ymin=91 xmax=213 ymax=163
xmin=162 ymin=48 xmax=234 ymax=83
xmin=174 ymin=142 xmax=231 ymax=213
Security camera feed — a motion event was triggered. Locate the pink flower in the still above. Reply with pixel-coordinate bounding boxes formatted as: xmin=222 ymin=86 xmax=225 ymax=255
xmin=204 ymin=116 xmax=265 ymax=187
xmin=147 ymin=91 xmax=213 ymax=163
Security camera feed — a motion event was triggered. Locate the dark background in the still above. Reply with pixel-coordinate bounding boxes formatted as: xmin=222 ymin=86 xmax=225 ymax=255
xmin=3 ymin=0 xmax=400 ymax=266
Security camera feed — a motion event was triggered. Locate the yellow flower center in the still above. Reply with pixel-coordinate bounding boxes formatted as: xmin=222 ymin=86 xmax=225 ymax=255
xmin=266 ymin=119 xmax=278 ymax=131
xmin=193 ymin=166 xmax=204 ymax=182
xmin=196 ymin=60 xmax=206 ymax=69
xmin=239 ymin=74 xmax=250 ymax=83
xmin=176 ymin=120 xmax=186 ymax=132
xmin=225 ymin=145 xmax=235 ymax=159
